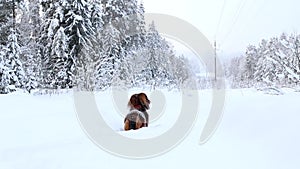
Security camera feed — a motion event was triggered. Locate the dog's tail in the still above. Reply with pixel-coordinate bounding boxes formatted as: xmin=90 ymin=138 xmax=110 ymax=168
xmin=129 ymin=120 xmax=136 ymax=130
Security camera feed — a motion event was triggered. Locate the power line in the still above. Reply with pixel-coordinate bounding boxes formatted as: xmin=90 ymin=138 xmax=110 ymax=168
xmin=220 ymin=0 xmax=268 ymax=52
xmin=220 ymin=0 xmax=247 ymax=45
xmin=215 ymin=0 xmax=227 ymax=40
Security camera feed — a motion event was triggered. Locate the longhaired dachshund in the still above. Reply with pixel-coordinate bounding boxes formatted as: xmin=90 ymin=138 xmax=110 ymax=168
xmin=124 ymin=93 xmax=150 ymax=131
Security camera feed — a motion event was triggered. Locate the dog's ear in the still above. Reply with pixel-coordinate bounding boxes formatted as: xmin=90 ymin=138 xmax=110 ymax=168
xmin=138 ymin=93 xmax=150 ymax=110
xmin=128 ymin=94 xmax=139 ymax=109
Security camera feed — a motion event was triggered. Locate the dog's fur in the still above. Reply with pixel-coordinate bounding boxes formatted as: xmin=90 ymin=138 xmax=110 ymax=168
xmin=124 ymin=93 xmax=150 ymax=131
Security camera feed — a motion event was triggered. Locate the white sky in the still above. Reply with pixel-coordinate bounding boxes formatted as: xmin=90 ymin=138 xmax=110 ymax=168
xmin=142 ymin=0 xmax=300 ymax=58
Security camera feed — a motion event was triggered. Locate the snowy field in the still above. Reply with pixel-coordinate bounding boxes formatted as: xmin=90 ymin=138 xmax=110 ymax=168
xmin=0 ymin=88 xmax=300 ymax=169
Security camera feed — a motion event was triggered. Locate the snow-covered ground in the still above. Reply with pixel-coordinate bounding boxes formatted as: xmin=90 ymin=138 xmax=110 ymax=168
xmin=0 ymin=88 xmax=300 ymax=169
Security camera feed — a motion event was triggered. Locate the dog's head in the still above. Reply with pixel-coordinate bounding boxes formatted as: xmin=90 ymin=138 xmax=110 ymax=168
xmin=138 ymin=93 xmax=151 ymax=110
xmin=128 ymin=93 xmax=151 ymax=111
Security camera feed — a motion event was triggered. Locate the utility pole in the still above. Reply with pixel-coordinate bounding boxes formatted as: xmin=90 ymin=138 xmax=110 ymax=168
xmin=214 ymin=40 xmax=217 ymax=81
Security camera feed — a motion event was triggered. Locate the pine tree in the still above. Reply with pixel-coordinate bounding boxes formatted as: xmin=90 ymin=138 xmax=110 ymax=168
xmin=64 ymin=0 xmax=96 ymax=89
xmin=48 ymin=26 xmax=71 ymax=88
xmin=169 ymin=55 xmax=192 ymax=89
xmin=111 ymin=48 xmax=132 ymax=88
xmin=91 ymin=0 xmax=104 ymax=46
xmin=17 ymin=0 xmax=41 ymax=92
xmin=0 ymin=0 xmax=26 ymax=93
xmin=127 ymin=47 xmax=149 ymax=87
xmin=96 ymin=22 xmax=121 ymax=89
xmin=39 ymin=0 xmax=60 ymax=89
xmin=0 ymin=0 xmax=14 ymax=93
xmin=39 ymin=0 xmax=96 ymax=89
xmin=277 ymin=33 xmax=292 ymax=85
xmin=244 ymin=45 xmax=258 ymax=82
xmin=1 ymin=30 xmax=26 ymax=92
xmin=144 ymin=21 xmax=176 ymax=89
xmin=0 ymin=45 xmax=11 ymax=93
xmin=227 ymin=56 xmax=245 ymax=88
xmin=121 ymin=0 xmax=142 ymax=49
xmin=0 ymin=0 xmax=12 ymax=45
xmin=135 ymin=1 xmax=147 ymax=48
xmin=289 ymin=34 xmax=300 ymax=84
xmin=254 ymin=39 xmax=267 ymax=84
xmin=144 ymin=22 xmax=160 ymax=88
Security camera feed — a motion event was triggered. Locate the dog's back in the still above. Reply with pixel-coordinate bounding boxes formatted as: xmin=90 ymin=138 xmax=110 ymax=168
xmin=124 ymin=110 xmax=148 ymax=131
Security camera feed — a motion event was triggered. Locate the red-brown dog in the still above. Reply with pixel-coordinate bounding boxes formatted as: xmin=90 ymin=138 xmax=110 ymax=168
xmin=124 ymin=93 xmax=150 ymax=131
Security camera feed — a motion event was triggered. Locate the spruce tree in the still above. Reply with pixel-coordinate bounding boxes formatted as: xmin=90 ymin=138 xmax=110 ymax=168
xmin=0 ymin=0 xmax=26 ymax=93
xmin=64 ymin=0 xmax=96 ymax=89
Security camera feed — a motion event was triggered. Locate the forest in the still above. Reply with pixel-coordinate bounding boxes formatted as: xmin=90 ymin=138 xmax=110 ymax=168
xmin=0 ymin=0 xmax=194 ymax=94
xmin=226 ymin=33 xmax=300 ymax=89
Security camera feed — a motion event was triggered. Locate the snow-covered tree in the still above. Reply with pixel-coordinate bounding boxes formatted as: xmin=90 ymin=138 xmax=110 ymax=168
xmin=264 ymin=38 xmax=282 ymax=84
xmin=39 ymin=0 xmax=61 ymax=88
xmin=288 ymin=34 xmax=300 ymax=84
xmin=0 ymin=0 xmax=13 ymax=45
xmin=143 ymin=22 xmax=175 ymax=89
xmin=1 ymin=30 xmax=26 ymax=92
xmin=90 ymin=0 xmax=104 ymax=46
xmin=0 ymin=45 xmax=12 ymax=94
xmin=226 ymin=55 xmax=245 ymax=88
xmin=47 ymin=26 xmax=71 ymax=88
xmin=39 ymin=0 xmax=96 ymax=89
xmin=121 ymin=0 xmax=144 ymax=49
xmin=64 ymin=0 xmax=96 ymax=89
xmin=0 ymin=0 xmax=26 ymax=93
xmin=169 ymin=54 xmax=192 ymax=89
xmin=228 ymin=32 xmax=300 ymax=88
xmin=91 ymin=0 xmax=103 ymax=29
xmin=96 ymin=22 xmax=122 ymax=89
xmin=135 ymin=2 xmax=147 ymax=48
xmin=244 ymin=45 xmax=258 ymax=82
xmin=17 ymin=0 xmax=41 ymax=92
xmin=65 ymin=0 xmax=95 ymax=59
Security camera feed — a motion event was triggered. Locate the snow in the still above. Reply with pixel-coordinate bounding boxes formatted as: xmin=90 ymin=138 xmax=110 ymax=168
xmin=0 ymin=88 xmax=300 ymax=169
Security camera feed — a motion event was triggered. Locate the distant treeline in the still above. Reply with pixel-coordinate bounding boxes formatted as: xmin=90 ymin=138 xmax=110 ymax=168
xmin=226 ymin=33 xmax=300 ymax=88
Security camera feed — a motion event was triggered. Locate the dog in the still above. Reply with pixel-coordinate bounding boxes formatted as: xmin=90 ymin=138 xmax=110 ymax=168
xmin=124 ymin=93 xmax=150 ymax=131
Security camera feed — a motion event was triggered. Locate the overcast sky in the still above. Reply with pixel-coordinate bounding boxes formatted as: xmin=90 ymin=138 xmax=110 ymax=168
xmin=142 ymin=0 xmax=300 ymax=58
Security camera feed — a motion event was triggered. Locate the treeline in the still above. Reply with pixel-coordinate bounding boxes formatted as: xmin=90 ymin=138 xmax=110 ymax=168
xmin=0 ymin=0 xmax=194 ymax=94
xmin=226 ymin=33 xmax=300 ymax=88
